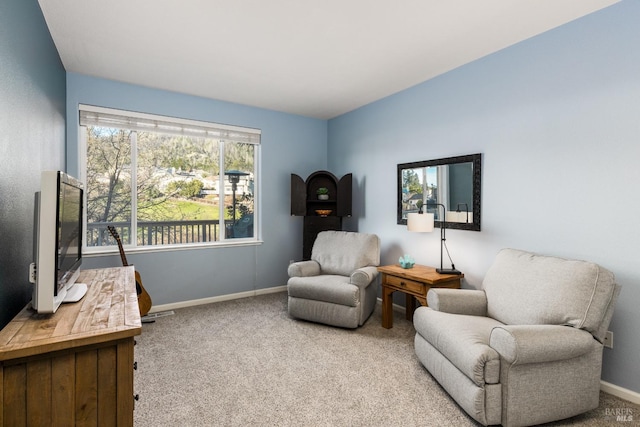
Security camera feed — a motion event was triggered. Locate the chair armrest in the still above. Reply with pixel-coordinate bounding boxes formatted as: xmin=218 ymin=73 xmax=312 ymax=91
xmin=287 ymin=260 xmax=321 ymax=278
xmin=490 ymin=325 xmax=597 ymax=365
xmin=427 ymin=289 xmax=487 ymax=316
xmin=350 ymin=266 xmax=379 ymax=288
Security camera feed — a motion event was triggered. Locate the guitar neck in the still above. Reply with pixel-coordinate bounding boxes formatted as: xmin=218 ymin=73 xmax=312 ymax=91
xmin=117 ymin=246 xmax=130 ymax=267
xmin=108 ymin=227 xmax=130 ymax=267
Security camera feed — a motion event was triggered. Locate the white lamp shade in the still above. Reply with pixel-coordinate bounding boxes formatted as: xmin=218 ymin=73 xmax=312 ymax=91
xmin=407 ymin=212 xmax=434 ymax=232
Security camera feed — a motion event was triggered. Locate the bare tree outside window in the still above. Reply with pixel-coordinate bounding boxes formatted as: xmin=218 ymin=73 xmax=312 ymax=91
xmin=85 ymin=127 xmax=133 ymax=245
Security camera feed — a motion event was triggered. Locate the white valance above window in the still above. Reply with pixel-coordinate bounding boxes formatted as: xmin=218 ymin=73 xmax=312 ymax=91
xmin=79 ymin=104 xmax=261 ymax=145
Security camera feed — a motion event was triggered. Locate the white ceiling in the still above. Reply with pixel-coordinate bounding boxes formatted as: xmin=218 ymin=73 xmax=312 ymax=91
xmin=38 ymin=0 xmax=618 ymax=120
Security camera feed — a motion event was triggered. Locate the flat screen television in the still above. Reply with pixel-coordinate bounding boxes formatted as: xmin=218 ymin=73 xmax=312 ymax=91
xmin=30 ymin=170 xmax=87 ymax=314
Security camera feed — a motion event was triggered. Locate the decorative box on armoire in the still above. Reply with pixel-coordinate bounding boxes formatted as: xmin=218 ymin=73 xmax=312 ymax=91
xmin=291 ymin=171 xmax=352 ymax=260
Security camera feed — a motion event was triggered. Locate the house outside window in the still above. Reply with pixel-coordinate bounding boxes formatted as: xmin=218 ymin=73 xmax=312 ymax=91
xmin=78 ymin=105 xmax=260 ymax=251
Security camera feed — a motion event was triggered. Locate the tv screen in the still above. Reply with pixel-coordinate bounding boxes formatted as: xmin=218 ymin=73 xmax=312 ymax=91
xmin=32 ymin=170 xmax=85 ymax=313
xmin=57 ymin=179 xmax=82 ymax=293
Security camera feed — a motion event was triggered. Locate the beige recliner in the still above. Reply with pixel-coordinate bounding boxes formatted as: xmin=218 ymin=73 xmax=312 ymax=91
xmin=287 ymin=230 xmax=380 ymax=328
xmin=414 ymin=248 xmax=621 ymax=426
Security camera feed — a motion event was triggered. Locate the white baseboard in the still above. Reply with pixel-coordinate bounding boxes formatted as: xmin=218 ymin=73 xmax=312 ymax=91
xmin=601 ymin=380 xmax=640 ymax=405
xmin=255 ymin=285 xmax=288 ymax=296
xmin=375 ymin=296 xmax=410 ymax=313
xmin=148 ymin=285 xmax=287 ymax=313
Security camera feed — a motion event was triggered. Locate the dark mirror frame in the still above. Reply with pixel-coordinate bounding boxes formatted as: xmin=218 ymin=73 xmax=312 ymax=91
xmin=397 ymin=153 xmax=482 ymax=231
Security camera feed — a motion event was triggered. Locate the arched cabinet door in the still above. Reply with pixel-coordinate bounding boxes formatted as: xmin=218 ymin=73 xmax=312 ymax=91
xmin=337 ymin=173 xmax=352 ymax=217
xmin=290 ymin=174 xmax=306 ymax=216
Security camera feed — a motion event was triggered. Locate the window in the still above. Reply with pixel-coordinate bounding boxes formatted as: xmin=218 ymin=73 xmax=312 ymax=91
xmin=79 ymin=105 xmax=260 ymax=250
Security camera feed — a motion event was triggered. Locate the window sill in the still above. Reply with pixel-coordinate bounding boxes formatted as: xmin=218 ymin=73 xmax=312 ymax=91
xmin=83 ymin=239 xmax=264 ymax=257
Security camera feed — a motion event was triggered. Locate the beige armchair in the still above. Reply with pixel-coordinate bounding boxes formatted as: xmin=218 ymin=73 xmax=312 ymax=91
xmin=414 ymin=248 xmax=621 ymax=426
xmin=287 ymin=231 xmax=380 ymax=328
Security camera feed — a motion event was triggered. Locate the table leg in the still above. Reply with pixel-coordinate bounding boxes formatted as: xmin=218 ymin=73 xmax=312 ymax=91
xmin=381 ymin=285 xmax=394 ymax=329
xmin=406 ymin=294 xmax=416 ymax=321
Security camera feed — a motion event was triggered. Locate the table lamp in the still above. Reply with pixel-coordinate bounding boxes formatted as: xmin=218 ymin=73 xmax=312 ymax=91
xmin=407 ymin=203 xmax=461 ymax=275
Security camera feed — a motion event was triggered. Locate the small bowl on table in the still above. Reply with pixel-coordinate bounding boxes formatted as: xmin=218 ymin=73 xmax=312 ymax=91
xmin=399 ymin=255 xmax=415 ymax=269
xmin=315 ymin=209 xmax=332 ymax=217
xmin=399 ymin=259 xmax=415 ymax=269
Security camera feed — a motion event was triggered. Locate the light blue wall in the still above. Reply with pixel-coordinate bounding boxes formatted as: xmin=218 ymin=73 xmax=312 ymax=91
xmin=66 ymin=73 xmax=327 ymax=305
xmin=328 ymin=2 xmax=640 ymax=392
xmin=0 ymin=0 xmax=66 ymax=328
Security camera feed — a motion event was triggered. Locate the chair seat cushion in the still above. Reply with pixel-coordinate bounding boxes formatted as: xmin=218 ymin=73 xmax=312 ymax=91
xmin=288 ymin=275 xmax=358 ymax=307
xmin=413 ymin=307 xmax=502 ymax=386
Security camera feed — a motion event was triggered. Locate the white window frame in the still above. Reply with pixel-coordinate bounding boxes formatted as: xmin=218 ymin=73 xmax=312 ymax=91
xmin=78 ymin=104 xmax=261 ymax=253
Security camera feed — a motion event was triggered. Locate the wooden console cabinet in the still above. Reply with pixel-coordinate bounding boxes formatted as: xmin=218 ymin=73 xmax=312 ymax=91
xmin=0 ymin=267 xmax=141 ymax=426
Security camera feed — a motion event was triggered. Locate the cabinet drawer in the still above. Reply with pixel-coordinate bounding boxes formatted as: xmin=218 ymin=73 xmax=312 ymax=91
xmin=385 ymin=275 xmax=425 ymax=295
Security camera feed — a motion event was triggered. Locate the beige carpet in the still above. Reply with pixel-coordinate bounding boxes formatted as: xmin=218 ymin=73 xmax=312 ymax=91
xmin=133 ymin=292 xmax=638 ymax=426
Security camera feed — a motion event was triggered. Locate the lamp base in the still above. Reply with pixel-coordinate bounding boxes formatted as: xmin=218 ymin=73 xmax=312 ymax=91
xmin=436 ymin=268 xmax=462 ymax=275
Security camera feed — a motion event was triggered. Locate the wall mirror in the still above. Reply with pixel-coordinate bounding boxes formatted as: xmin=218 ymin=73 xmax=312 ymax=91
xmin=397 ymin=153 xmax=481 ymax=231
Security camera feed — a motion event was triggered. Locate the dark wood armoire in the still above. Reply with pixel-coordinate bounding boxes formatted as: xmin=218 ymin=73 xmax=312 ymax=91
xmin=291 ymin=171 xmax=352 ymax=260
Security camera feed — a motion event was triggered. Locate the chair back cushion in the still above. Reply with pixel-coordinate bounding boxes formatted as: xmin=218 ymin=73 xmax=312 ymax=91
xmin=483 ymin=248 xmax=619 ymax=340
xmin=311 ymin=231 xmax=380 ymax=276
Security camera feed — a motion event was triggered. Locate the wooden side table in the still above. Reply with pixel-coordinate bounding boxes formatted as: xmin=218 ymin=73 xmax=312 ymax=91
xmin=378 ymin=264 xmax=463 ymax=328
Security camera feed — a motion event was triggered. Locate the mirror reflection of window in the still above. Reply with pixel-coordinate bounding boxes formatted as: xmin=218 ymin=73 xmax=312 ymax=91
xmin=397 ymin=154 xmax=481 ymax=231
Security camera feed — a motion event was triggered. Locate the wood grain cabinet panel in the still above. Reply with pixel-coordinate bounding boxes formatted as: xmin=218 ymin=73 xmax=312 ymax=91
xmin=0 ymin=267 xmax=141 ymax=427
